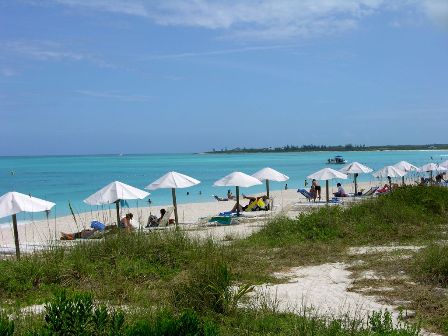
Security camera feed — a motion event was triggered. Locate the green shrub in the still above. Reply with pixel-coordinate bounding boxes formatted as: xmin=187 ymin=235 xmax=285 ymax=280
xmin=42 ymin=291 xmax=125 ymax=335
xmin=247 ymin=186 xmax=448 ymax=248
xmin=173 ymin=259 xmax=252 ymax=315
xmin=413 ymin=244 xmax=448 ymax=287
xmin=0 ymin=312 xmax=14 ymax=336
xmin=125 ymin=310 xmax=219 ymax=336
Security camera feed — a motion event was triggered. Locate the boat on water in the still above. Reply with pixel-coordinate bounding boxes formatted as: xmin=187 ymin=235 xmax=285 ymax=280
xmin=327 ymin=155 xmax=347 ymax=164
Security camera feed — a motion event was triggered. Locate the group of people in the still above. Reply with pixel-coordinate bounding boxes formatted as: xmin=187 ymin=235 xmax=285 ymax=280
xmin=61 ymin=209 xmax=172 ymax=240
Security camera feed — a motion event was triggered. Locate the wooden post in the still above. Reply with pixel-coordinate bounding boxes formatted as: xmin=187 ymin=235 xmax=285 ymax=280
xmin=115 ymin=201 xmax=120 ymax=227
xmin=354 ymin=173 xmax=358 ymax=196
xmin=172 ymin=188 xmax=179 ymax=226
xmin=236 ymin=186 xmax=240 ymax=216
xmin=12 ymin=214 xmax=20 ymax=260
xmin=326 ymin=180 xmax=329 ymax=203
xmin=266 ymin=180 xmax=270 ymax=198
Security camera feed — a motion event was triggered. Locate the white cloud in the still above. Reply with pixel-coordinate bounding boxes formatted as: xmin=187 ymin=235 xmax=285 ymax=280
xmin=47 ymin=0 xmax=388 ymax=39
xmin=42 ymin=0 xmax=448 ymax=39
xmin=75 ymin=90 xmax=152 ymax=102
xmin=0 ymin=40 xmax=112 ymax=67
xmin=144 ymin=44 xmax=296 ymax=60
xmin=420 ymin=0 xmax=448 ymax=28
xmin=0 ymin=67 xmax=17 ymax=77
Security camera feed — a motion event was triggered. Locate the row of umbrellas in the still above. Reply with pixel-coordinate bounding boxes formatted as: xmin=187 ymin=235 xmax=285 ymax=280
xmin=0 ymin=168 xmax=289 ymax=259
xmin=1 ymin=160 xmax=447 ymax=259
xmin=307 ymin=160 xmax=448 ymax=202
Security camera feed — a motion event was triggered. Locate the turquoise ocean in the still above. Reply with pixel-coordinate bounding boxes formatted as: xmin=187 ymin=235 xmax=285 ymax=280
xmin=1 ymin=150 xmax=447 ymax=224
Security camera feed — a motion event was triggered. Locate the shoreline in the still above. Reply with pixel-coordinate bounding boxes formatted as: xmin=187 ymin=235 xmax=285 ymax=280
xmin=2 ymin=148 xmax=448 ymax=158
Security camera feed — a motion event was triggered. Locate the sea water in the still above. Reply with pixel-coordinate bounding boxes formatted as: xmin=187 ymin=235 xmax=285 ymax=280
xmin=1 ymin=150 xmax=447 ymax=224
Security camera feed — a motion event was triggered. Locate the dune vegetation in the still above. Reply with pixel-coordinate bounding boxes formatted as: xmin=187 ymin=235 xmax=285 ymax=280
xmin=1 ymin=186 xmax=447 ymax=335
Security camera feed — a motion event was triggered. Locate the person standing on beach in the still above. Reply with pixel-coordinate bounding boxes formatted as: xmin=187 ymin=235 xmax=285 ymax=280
xmin=312 ymin=179 xmax=321 ymax=200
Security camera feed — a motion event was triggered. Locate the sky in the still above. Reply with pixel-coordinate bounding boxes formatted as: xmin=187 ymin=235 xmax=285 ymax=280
xmin=0 ymin=0 xmax=447 ymax=155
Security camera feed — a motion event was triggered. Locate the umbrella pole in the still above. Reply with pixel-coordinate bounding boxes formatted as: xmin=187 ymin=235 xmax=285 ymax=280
xmin=402 ymin=176 xmax=405 ymax=186
xmin=388 ymin=176 xmax=392 ymax=189
xmin=12 ymin=214 xmax=20 ymax=260
xmin=354 ymin=174 xmax=358 ymax=196
xmin=172 ymin=188 xmax=179 ymax=226
xmin=115 ymin=201 xmax=120 ymax=227
xmin=326 ymin=180 xmax=329 ymax=203
xmin=266 ymin=180 xmax=270 ymax=198
xmin=236 ymin=186 xmax=240 ymax=216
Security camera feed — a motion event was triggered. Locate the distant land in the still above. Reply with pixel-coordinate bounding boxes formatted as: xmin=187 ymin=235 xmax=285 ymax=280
xmin=207 ymin=144 xmax=448 ymax=154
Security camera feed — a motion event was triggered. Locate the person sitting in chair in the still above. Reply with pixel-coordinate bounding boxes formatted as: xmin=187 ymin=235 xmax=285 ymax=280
xmin=146 ymin=209 xmax=167 ymax=227
xmin=120 ymin=213 xmax=134 ymax=231
xmin=230 ymin=195 xmax=269 ymax=212
xmin=333 ymin=183 xmax=348 ymax=197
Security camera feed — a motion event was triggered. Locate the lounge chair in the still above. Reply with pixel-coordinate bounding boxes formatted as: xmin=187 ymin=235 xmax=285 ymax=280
xmin=297 ymin=189 xmax=316 ymax=202
xmin=213 ymin=195 xmax=228 ymax=201
xmin=144 ymin=207 xmax=175 ymax=231
xmin=348 ymin=186 xmax=379 ymax=198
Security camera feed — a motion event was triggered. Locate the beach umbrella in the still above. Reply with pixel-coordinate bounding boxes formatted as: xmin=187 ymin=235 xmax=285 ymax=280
xmin=214 ymin=172 xmax=262 ymax=216
xmin=252 ymin=167 xmax=289 ymax=198
xmin=84 ymin=181 xmax=149 ymax=227
xmin=0 ymin=191 xmax=55 ymax=259
xmin=419 ymin=163 xmax=448 ymax=184
xmin=146 ymin=171 xmax=200 ymax=226
xmin=393 ymin=161 xmax=419 ymax=185
xmin=440 ymin=160 xmax=448 ymax=169
xmin=393 ymin=161 xmax=419 ymax=172
xmin=419 ymin=163 xmax=447 ymax=172
xmin=307 ymin=168 xmax=348 ymax=203
xmin=372 ymin=166 xmax=406 ymax=188
xmin=339 ymin=162 xmax=373 ymax=195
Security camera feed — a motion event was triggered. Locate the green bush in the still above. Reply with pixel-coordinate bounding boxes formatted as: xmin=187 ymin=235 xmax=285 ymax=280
xmin=173 ymin=258 xmax=252 ymax=315
xmin=247 ymin=186 xmax=448 ymax=248
xmin=126 ymin=310 xmax=218 ymax=336
xmin=413 ymin=244 xmax=448 ymax=287
xmin=0 ymin=312 xmax=14 ymax=336
xmin=42 ymin=291 xmax=125 ymax=335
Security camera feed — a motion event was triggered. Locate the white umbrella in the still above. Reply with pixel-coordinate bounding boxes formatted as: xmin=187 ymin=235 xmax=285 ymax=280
xmin=84 ymin=181 xmax=149 ymax=227
xmin=393 ymin=161 xmax=419 ymax=185
xmin=419 ymin=163 xmax=447 ymax=172
xmin=372 ymin=166 xmax=406 ymax=188
xmin=0 ymin=191 xmax=55 ymax=259
xmin=146 ymin=171 xmax=200 ymax=225
xmin=339 ymin=162 xmax=373 ymax=195
xmin=440 ymin=160 xmax=448 ymax=169
xmin=214 ymin=172 xmax=262 ymax=215
xmin=372 ymin=166 xmax=406 ymax=178
xmin=419 ymin=163 xmax=448 ymax=184
xmin=252 ymin=167 xmax=289 ymax=198
xmin=307 ymin=168 xmax=348 ymax=202
xmin=393 ymin=161 xmax=418 ymax=172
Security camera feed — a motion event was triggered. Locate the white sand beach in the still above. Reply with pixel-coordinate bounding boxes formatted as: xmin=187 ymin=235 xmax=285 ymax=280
xmin=0 ymin=181 xmax=378 ymax=250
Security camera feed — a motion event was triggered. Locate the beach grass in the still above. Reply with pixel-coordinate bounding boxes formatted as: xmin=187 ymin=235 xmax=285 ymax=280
xmin=0 ymin=186 xmax=447 ymax=334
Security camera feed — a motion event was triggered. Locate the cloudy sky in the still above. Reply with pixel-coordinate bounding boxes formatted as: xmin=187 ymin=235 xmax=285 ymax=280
xmin=1 ymin=0 xmax=447 ymax=155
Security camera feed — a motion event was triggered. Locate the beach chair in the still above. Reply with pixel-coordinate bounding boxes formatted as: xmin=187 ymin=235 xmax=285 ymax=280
xmin=349 ymin=186 xmax=379 ymax=198
xmin=297 ymin=189 xmax=316 ymax=202
xmin=144 ymin=207 xmax=175 ymax=231
xmin=361 ymin=186 xmax=379 ymax=197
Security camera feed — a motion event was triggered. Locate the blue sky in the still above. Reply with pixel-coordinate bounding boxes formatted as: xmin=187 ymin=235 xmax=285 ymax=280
xmin=1 ymin=0 xmax=447 ymax=155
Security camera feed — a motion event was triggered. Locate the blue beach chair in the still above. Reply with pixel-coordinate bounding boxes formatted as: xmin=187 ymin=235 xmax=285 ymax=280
xmin=297 ymin=188 xmax=316 ymax=202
